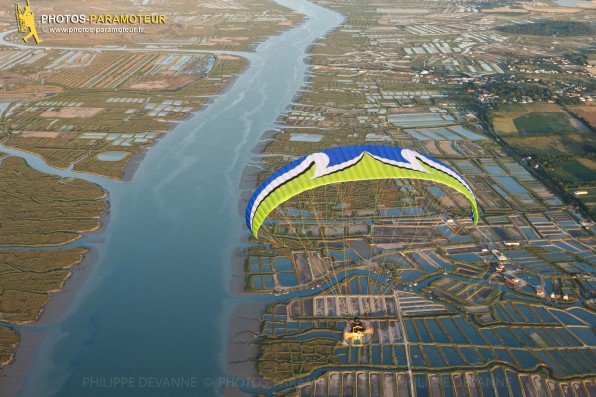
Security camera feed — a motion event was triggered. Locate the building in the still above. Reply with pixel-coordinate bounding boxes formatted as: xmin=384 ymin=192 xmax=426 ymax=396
xmin=506 ymin=277 xmax=521 ymax=288
xmin=492 ymin=249 xmax=507 ymax=262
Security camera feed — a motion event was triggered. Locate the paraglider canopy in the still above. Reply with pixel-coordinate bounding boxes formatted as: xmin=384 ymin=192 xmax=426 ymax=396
xmin=246 ymin=145 xmax=479 ymax=238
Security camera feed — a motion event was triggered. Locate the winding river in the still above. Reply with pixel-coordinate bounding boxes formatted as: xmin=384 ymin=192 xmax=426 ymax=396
xmin=0 ymin=1 xmax=343 ymax=396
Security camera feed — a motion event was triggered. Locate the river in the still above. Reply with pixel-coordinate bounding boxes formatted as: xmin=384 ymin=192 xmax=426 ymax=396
xmin=0 ymin=0 xmax=343 ymax=396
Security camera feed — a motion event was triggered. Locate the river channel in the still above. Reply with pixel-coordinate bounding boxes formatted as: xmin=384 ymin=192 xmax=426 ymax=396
xmin=0 ymin=0 xmax=343 ymax=396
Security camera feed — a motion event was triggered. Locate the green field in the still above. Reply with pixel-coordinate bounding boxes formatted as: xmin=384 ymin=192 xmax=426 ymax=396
xmin=492 ymin=103 xmax=584 ymax=136
xmin=513 ymin=112 xmax=575 ymax=135
xmin=549 ymin=161 xmax=596 ymax=184
xmin=497 ymin=20 xmax=594 ymax=37
xmin=503 ymin=134 xmax=596 ymax=157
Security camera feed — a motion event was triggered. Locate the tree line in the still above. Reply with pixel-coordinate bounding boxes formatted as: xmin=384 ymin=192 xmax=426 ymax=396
xmin=497 ymin=20 xmax=594 ymax=37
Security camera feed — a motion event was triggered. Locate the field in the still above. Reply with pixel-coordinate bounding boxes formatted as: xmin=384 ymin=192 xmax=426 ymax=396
xmin=568 ymin=103 xmax=596 ymax=129
xmin=496 ymin=20 xmax=594 ymax=37
xmin=549 ymin=159 xmax=596 ymax=184
xmin=513 ymin=112 xmax=575 ymax=135
xmin=492 ymin=117 xmax=517 ymax=135
xmin=493 ymin=103 xmax=586 ymax=136
xmin=502 ymin=133 xmax=596 ymax=157
xmin=501 ymin=129 xmax=595 ymax=214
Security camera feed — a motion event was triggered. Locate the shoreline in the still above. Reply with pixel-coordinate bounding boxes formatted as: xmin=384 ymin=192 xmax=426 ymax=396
xmin=0 ymin=189 xmax=109 ymax=249
xmin=0 ymin=247 xmax=99 ymax=397
xmin=0 ymin=181 xmax=111 ymax=395
xmin=224 ymin=6 xmax=347 ymax=392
